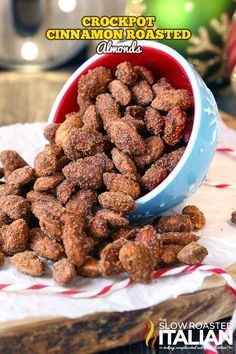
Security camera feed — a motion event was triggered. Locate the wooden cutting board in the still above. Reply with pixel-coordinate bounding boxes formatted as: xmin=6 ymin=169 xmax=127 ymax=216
xmin=0 ymin=71 xmax=235 ymax=353
xmin=0 ymin=267 xmax=235 ymax=354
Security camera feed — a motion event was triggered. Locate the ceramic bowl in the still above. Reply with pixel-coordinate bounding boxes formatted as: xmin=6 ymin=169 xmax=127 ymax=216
xmin=48 ymin=41 xmax=219 ymax=222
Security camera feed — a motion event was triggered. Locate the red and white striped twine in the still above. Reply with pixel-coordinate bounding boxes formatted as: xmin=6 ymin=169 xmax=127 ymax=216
xmin=158 ymin=263 xmax=236 ymax=354
xmin=0 ymin=264 xmax=235 ymax=298
xmin=204 ymin=146 xmax=236 ymax=189
xmin=204 ymin=180 xmax=236 ymax=189
xmin=216 ymin=147 xmax=236 ymax=156
xmin=0 ymin=265 xmax=235 ymax=353
xmin=1 ymin=264 xmax=236 ymax=353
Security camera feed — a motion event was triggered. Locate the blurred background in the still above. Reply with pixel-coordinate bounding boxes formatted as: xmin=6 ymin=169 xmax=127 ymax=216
xmin=0 ymin=0 xmax=235 ymax=126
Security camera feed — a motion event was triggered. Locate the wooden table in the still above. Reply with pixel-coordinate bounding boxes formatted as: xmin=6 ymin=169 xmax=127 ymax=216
xmin=0 ymin=72 xmax=235 ymax=354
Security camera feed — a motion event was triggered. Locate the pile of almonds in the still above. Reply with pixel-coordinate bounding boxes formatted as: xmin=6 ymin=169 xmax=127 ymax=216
xmin=0 ymin=62 xmax=212 ymax=285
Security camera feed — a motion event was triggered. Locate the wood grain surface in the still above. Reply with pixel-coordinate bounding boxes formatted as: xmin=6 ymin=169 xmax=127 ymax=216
xmin=0 ymin=72 xmax=70 ymax=125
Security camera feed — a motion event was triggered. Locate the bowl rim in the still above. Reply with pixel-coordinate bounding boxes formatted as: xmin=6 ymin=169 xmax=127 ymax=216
xmin=48 ymin=40 xmax=202 ymax=207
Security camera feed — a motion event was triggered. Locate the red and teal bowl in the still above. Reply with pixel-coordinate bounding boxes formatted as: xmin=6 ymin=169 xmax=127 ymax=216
xmin=48 ymin=41 xmax=219 ymax=222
